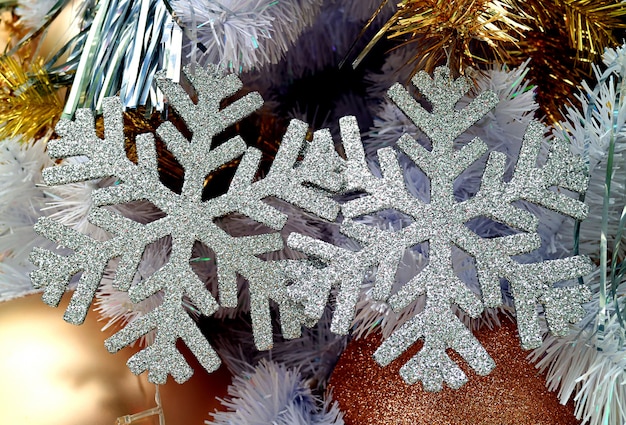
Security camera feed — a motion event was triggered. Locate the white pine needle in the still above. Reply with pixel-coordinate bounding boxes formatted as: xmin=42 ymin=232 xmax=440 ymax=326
xmin=530 ymin=44 xmax=626 ymax=425
xmin=172 ymin=0 xmax=323 ymax=72
xmin=0 ymin=138 xmax=53 ymax=300
xmin=15 ymin=0 xmax=58 ymax=30
xmin=207 ymin=359 xmax=344 ymax=425
xmin=555 ymin=46 xmax=626 ymax=261
xmin=216 ymin=306 xmax=346 ymax=387
xmin=530 ymin=268 xmax=626 ymax=425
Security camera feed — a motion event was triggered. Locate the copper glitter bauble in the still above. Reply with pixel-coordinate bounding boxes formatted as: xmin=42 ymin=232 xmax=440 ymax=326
xmin=329 ymin=320 xmax=579 ymax=425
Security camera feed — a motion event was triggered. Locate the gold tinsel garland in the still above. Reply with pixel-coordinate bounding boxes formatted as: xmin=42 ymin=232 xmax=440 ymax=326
xmin=387 ymin=0 xmax=530 ymax=73
xmin=512 ymin=0 xmax=626 ymax=121
xmin=0 ymin=55 xmax=63 ymax=141
xmin=360 ymin=0 xmax=626 ymax=121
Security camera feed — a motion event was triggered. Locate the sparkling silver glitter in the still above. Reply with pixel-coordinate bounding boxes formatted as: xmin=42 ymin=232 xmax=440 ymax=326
xmin=285 ymin=66 xmax=594 ymax=391
xmin=29 ymin=65 xmax=342 ymax=384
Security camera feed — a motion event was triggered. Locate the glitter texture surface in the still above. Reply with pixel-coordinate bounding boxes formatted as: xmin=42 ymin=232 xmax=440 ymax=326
xmin=29 ymin=65 xmax=343 ymax=384
xmin=286 ymin=66 xmax=593 ymax=390
xmin=330 ymin=320 xmax=581 ymax=425
xmin=30 ymin=64 xmax=593 ymax=388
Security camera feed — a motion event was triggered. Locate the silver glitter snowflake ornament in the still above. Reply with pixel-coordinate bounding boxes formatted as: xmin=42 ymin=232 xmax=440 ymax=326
xmin=29 ymin=65 xmax=344 ymax=384
xmin=285 ymin=66 xmax=594 ymax=391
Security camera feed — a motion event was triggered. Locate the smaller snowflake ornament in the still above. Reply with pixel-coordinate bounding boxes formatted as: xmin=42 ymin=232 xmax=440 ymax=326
xmin=285 ymin=66 xmax=594 ymax=391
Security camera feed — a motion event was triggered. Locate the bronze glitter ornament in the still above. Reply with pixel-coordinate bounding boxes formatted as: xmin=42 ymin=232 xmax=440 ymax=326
xmin=329 ymin=319 xmax=580 ymax=425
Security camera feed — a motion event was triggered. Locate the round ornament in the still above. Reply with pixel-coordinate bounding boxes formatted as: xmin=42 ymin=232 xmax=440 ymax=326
xmin=0 ymin=294 xmax=231 ymax=425
xmin=329 ymin=320 xmax=579 ymax=425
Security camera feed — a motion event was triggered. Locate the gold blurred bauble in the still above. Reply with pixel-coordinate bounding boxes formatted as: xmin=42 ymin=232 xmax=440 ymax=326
xmin=329 ymin=320 xmax=579 ymax=425
xmin=0 ymin=294 xmax=231 ymax=425
xmin=0 ymin=294 xmax=154 ymax=425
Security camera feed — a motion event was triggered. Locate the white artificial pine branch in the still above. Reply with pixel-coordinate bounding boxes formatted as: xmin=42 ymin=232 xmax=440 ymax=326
xmin=15 ymin=0 xmax=58 ymax=29
xmin=172 ymin=0 xmax=323 ymax=72
xmin=0 ymin=138 xmax=54 ymax=300
xmin=556 ymin=47 xmax=626 ymax=261
xmin=531 ymin=44 xmax=626 ymax=425
xmin=365 ymin=44 xmax=418 ymax=105
xmin=215 ymin=306 xmax=347 ymax=387
xmin=530 ymin=267 xmax=626 ymax=425
xmin=206 ymin=360 xmax=344 ymax=425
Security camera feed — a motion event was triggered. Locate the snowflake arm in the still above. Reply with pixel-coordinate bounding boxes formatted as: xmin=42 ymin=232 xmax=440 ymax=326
xmin=464 ymin=150 xmax=539 ymax=232
xmin=281 ymin=116 xmax=432 ymax=334
xmin=42 ymin=99 xmax=132 ymax=186
xmin=463 ymin=121 xmax=589 ymax=228
xmin=285 ymin=229 xmax=368 ymax=335
xmin=341 ymin=146 xmax=424 ymax=219
xmin=387 ymin=67 xmax=499 ymax=143
xmin=374 ymin=307 xmax=494 ymax=391
xmin=31 ymin=96 xmax=196 ymax=326
xmin=105 ymin=232 xmax=221 ymax=384
xmin=509 ymin=257 xmax=593 ymax=349
xmin=207 ymin=118 xmax=343 ymax=227
xmin=105 ymin=296 xmax=220 ymax=384
xmin=29 ymin=217 xmax=111 ymax=324
xmin=456 ymin=119 xmax=593 ymax=347
xmin=157 ymin=66 xmax=263 ymax=142
xmin=508 ymin=122 xmax=589 ymax=219
xmin=260 ymin=122 xmax=343 ymax=220
xmin=195 ymin=117 xmax=344 ymax=348
xmin=29 ymin=201 xmax=165 ymax=325
xmin=340 ymin=116 xmax=428 ymax=219
xmin=285 ymin=222 xmax=431 ymax=337
xmin=455 ymin=229 xmax=542 ymax=307
xmin=201 ymin=228 xmax=290 ymax=349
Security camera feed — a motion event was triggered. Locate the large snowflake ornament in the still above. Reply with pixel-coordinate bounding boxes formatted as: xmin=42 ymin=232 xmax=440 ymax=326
xmin=285 ymin=67 xmax=594 ymax=391
xmin=29 ymin=65 xmax=344 ymax=384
